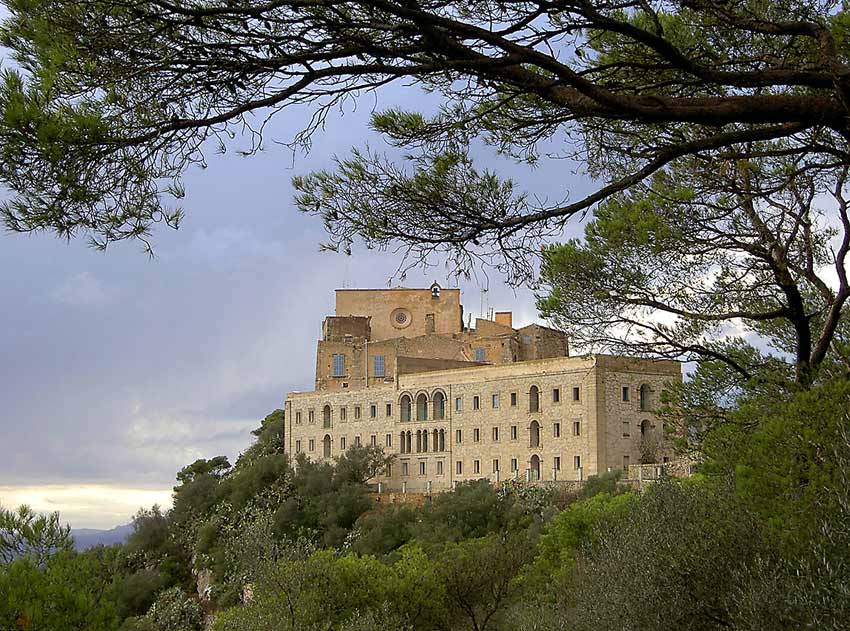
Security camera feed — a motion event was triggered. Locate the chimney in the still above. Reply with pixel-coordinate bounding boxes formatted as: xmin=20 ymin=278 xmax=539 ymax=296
xmin=495 ymin=311 xmax=513 ymax=328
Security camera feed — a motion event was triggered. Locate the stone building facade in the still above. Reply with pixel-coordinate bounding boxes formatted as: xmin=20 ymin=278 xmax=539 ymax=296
xmin=284 ymin=285 xmax=681 ymax=490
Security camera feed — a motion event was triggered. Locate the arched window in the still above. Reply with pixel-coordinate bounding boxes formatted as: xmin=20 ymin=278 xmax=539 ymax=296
xmin=322 ymin=434 xmax=331 ymax=459
xmin=639 ymin=384 xmax=651 ymax=411
xmin=323 ymin=405 xmax=332 ymax=429
xmin=400 ymin=431 xmax=407 ymax=454
xmin=432 ymin=429 xmax=439 ymax=452
xmin=416 ymin=430 xmax=422 ymax=453
xmin=530 ymin=420 xmax=540 ymax=448
xmin=423 ymin=430 xmax=429 ymax=452
xmin=530 ymin=454 xmax=541 ymax=481
xmin=529 ymin=386 xmax=540 ymax=413
xmin=416 ymin=393 xmax=428 ymax=421
xmin=433 ymin=391 xmax=446 ymax=420
xmin=439 ymin=429 xmax=445 ymax=451
xmin=406 ymin=431 xmax=412 ymax=454
xmin=640 ymin=419 xmax=651 ymax=436
xmin=400 ymin=394 xmax=412 ymax=422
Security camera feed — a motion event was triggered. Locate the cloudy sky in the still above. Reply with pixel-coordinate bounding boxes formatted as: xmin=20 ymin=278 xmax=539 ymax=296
xmin=0 ymin=82 xmax=593 ymax=528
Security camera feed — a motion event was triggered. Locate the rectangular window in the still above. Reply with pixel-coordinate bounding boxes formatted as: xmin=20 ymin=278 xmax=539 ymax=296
xmin=370 ymin=434 xmax=377 ymax=447
xmin=510 ymin=392 xmax=517 ymax=407
xmin=622 ymin=421 xmax=630 ymax=437
xmin=492 ymin=426 xmax=499 ymax=442
xmin=474 ymin=459 xmax=481 ymax=474
xmin=340 ymin=436 xmax=346 ymax=450
xmin=492 ymin=393 xmax=500 ymax=408
xmin=511 ymin=458 xmax=518 ymax=472
xmin=492 ymin=459 xmax=500 ymax=473
xmin=332 ymin=353 xmax=345 ymax=377
xmin=475 ymin=347 xmax=486 ymax=362
xmin=573 ymin=421 xmax=581 ymax=436
xmin=386 ymin=463 xmax=392 ymax=477
xmin=623 ymin=455 xmax=630 ymax=471
xmin=572 ymin=386 xmax=581 ymax=401
xmin=553 ymin=388 xmax=561 ymax=403
xmin=455 ymin=397 xmax=463 ymax=412
xmin=308 ymin=439 xmax=315 ymax=452
xmin=373 ymin=355 xmax=386 ymax=377
xmin=296 ymin=411 xmax=302 ymax=425
xmin=473 ymin=428 xmax=480 ymax=443
xmin=354 ymin=435 xmax=361 ymax=448
xmin=385 ymin=433 xmax=392 ymax=447
xmin=370 ymin=404 xmax=377 ymax=418
xmin=456 ymin=461 xmax=463 ymax=475
xmin=402 ymin=461 xmax=409 ymax=476
xmin=554 ymin=456 xmax=561 ymax=471
xmin=437 ymin=461 xmax=444 ymax=475
xmin=473 ymin=395 xmax=480 ymax=410
xmin=354 ymin=406 xmax=361 ymax=420
xmin=456 ymin=429 xmax=462 ymax=444
xmin=419 ymin=461 xmax=426 ymax=476
xmin=308 ymin=410 xmax=315 ymax=423
xmin=553 ymin=422 xmax=561 ymax=438
xmin=622 ymin=386 xmax=630 ymax=402
xmin=574 ymin=455 xmax=581 ymax=470
xmin=340 ymin=407 xmax=346 ymax=421
xmin=386 ymin=403 xmax=392 ymax=417
xmin=295 ymin=440 xmax=302 ymax=453
xmin=510 ymin=425 xmax=517 ymax=440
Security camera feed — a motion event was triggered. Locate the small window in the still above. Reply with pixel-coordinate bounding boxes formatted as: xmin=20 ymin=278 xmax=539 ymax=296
xmin=623 ymin=455 xmax=630 ymax=471
xmin=473 ymin=428 xmax=480 ymax=443
xmin=373 ymin=355 xmax=386 ymax=378
xmin=370 ymin=434 xmax=377 ymax=447
xmin=554 ymin=456 xmax=561 ymax=470
xmin=510 ymin=425 xmax=517 ymax=440
xmin=340 ymin=436 xmax=346 ymax=450
xmin=663 ymin=456 xmax=670 ymax=463
xmin=510 ymin=392 xmax=517 ymax=407
xmin=622 ymin=386 xmax=630 ymax=402
xmin=437 ymin=460 xmax=444 ymax=475
xmin=295 ymin=440 xmax=302 ymax=453
xmin=573 ymin=455 xmax=581 ymax=470
xmin=492 ymin=393 xmax=500 ymax=409
xmin=370 ymin=404 xmax=377 ymax=418
xmin=456 ymin=429 xmax=462 ymax=444
xmin=386 ymin=463 xmax=392 ymax=477
xmin=455 ymin=397 xmax=463 ymax=412
xmin=553 ymin=422 xmax=561 ymax=438
xmin=308 ymin=439 xmax=315 ymax=452
xmin=475 ymin=347 xmax=486 ymax=362
xmin=402 ymin=461 xmax=409 ymax=476
xmin=572 ymin=386 xmax=580 ymax=401
xmin=456 ymin=460 xmax=463 ymax=475
xmin=354 ymin=406 xmax=361 ymax=420
xmin=553 ymin=388 xmax=560 ymax=403
xmin=522 ymin=334 xmax=532 ymax=345
xmin=474 ymin=459 xmax=481 ymax=474
xmin=385 ymin=433 xmax=392 ymax=447
xmin=492 ymin=426 xmax=500 ymax=442
xmin=419 ymin=461 xmax=426 ymax=476
xmin=332 ymin=354 xmax=345 ymax=377
xmin=340 ymin=407 xmax=347 ymax=421
xmin=511 ymin=458 xmax=518 ymax=472
xmin=386 ymin=403 xmax=392 ymax=417
xmin=623 ymin=421 xmax=630 ymax=437
xmin=473 ymin=395 xmax=480 ymax=410
xmin=573 ymin=421 xmax=581 ymax=437
xmin=492 ymin=459 xmax=500 ymax=473
xmin=296 ymin=411 xmax=302 ymax=425
xmin=354 ymin=435 xmax=361 ymax=448
xmin=308 ymin=410 xmax=315 ymax=423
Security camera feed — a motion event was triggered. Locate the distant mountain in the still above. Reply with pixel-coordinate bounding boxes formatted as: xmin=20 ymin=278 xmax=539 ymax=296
xmin=71 ymin=523 xmax=134 ymax=550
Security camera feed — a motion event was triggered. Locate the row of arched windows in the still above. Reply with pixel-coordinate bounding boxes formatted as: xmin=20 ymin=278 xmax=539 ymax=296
xmin=400 ymin=391 xmax=446 ymax=421
xmin=399 ymin=428 xmax=446 ymax=454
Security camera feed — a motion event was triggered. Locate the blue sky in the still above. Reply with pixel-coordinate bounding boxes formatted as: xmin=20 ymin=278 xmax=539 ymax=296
xmin=0 ymin=81 xmax=593 ymax=528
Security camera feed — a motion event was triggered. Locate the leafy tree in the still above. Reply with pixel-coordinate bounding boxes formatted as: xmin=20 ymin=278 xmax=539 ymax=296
xmin=0 ymin=505 xmax=73 ymax=566
xmin=0 ymin=1 xmax=847 ymax=276
xmin=348 ymin=505 xmax=416 ymax=557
